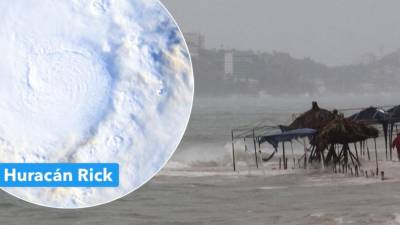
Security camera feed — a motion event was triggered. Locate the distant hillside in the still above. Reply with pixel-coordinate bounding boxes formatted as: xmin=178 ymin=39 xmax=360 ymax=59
xmin=192 ymin=49 xmax=400 ymax=96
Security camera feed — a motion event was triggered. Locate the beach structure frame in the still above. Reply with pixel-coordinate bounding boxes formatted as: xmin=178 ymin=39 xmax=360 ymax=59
xmin=314 ymin=116 xmax=378 ymax=167
xmin=231 ymin=124 xmax=317 ymax=171
xmin=230 ymin=102 xmax=398 ymax=172
xmin=348 ymin=105 xmax=400 ymax=161
xmin=231 ymin=123 xmax=279 ymax=171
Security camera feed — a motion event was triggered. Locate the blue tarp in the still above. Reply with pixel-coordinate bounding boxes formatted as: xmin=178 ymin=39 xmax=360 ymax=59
xmin=349 ymin=107 xmax=388 ymax=122
xmin=259 ymin=128 xmax=317 ymax=149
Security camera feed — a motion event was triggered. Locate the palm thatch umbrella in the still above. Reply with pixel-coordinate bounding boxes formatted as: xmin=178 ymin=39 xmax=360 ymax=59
xmin=283 ymin=101 xmax=335 ymax=131
xmin=348 ymin=107 xmax=389 ymax=159
xmin=314 ymin=116 xmax=379 ymax=166
xmin=278 ymin=102 xmax=336 ymax=167
xmin=385 ymin=105 xmax=400 ymax=160
xmin=388 ymin=105 xmax=400 ymax=123
xmin=348 ymin=107 xmax=387 ymax=123
xmin=387 ymin=105 xmax=400 ymax=134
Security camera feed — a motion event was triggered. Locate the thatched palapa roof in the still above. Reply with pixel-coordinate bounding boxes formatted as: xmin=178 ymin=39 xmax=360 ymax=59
xmin=314 ymin=116 xmax=379 ymax=149
xmin=284 ymin=102 xmax=335 ymax=131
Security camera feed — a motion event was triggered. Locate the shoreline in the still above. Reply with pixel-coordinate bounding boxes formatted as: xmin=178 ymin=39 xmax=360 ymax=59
xmin=159 ymin=159 xmax=400 ymax=188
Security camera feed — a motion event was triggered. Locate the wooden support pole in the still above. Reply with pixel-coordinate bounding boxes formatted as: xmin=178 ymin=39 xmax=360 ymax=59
xmin=286 ymin=158 xmax=289 ymax=170
xmin=354 ymin=143 xmax=359 ymax=161
xmin=231 ymin=130 xmax=236 ymax=171
xmin=303 ymin=139 xmax=307 ymax=169
xmin=390 ymin=124 xmax=393 ymax=161
xmin=343 ymin=144 xmax=349 ymax=167
xmin=282 ymin=142 xmax=287 ymax=170
xmin=374 ymin=138 xmax=379 ymax=175
xmin=309 ymin=146 xmax=316 ymax=163
xmin=252 ymin=129 xmax=259 ymax=169
xmin=355 ymin=165 xmax=359 ymax=177
xmin=290 ymin=141 xmax=295 ymax=169
xmin=349 ymin=151 xmax=355 ymax=166
xmin=319 ymin=147 xmax=325 ymax=169
xmin=348 ymin=150 xmax=360 ymax=166
xmin=381 ymin=171 xmax=385 ymax=181
xmin=383 ymin=123 xmax=388 ymax=161
xmin=360 ymin=141 xmax=363 ymax=158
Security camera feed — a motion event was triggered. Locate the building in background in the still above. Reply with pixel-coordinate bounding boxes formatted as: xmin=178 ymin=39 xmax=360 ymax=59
xmin=224 ymin=50 xmax=257 ymax=83
xmin=224 ymin=51 xmax=234 ymax=79
xmin=183 ymin=33 xmax=205 ymax=58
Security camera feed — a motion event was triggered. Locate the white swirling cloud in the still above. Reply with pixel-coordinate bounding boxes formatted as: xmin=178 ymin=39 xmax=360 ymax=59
xmin=0 ymin=0 xmax=193 ymax=208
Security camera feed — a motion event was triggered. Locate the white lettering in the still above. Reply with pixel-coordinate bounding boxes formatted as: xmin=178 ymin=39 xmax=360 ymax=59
xmin=103 ymin=168 xmax=112 ymax=182
xmin=78 ymin=169 xmax=89 ymax=181
xmin=4 ymin=168 xmax=16 ymax=182
xmin=3 ymin=167 xmax=113 ymax=184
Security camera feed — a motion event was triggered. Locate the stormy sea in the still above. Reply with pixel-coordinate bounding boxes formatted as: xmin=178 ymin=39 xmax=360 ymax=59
xmin=2 ymin=94 xmax=400 ymax=225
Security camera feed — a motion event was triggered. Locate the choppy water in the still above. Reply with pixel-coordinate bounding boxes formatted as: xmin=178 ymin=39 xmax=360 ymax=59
xmin=2 ymin=95 xmax=400 ymax=224
xmin=1 ymin=172 xmax=400 ymax=225
xmin=173 ymin=95 xmax=398 ymax=167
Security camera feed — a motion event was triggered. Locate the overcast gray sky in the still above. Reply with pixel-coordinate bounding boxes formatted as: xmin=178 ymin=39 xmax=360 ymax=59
xmin=162 ymin=0 xmax=400 ymax=66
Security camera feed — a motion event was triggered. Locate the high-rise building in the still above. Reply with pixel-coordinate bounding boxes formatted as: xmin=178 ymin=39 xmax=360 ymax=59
xmin=224 ymin=50 xmax=256 ymax=81
xmin=183 ymin=33 xmax=205 ymax=58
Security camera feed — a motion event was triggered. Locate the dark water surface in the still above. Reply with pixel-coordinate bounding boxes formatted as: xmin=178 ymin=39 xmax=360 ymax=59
xmin=0 ymin=173 xmax=400 ymax=225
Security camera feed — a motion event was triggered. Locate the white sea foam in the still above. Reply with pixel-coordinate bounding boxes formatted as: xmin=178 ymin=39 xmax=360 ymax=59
xmin=257 ymin=186 xmax=289 ymax=190
xmin=309 ymin=212 xmax=325 ymax=218
xmin=0 ymin=0 xmax=193 ymax=208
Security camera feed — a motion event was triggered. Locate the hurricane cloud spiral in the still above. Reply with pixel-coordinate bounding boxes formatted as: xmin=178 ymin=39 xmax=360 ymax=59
xmin=0 ymin=0 xmax=193 ymax=208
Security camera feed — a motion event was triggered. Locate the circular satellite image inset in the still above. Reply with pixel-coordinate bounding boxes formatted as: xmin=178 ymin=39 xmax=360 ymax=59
xmin=0 ymin=0 xmax=193 ymax=208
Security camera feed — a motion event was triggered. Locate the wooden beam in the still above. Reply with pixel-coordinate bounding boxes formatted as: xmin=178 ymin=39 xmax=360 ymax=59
xmin=231 ymin=130 xmax=236 ymax=171
xmin=303 ymin=139 xmax=307 ymax=169
xmin=366 ymin=140 xmax=371 ymax=161
xmin=252 ymin=129 xmax=259 ymax=169
xmin=354 ymin=143 xmax=359 ymax=161
xmin=282 ymin=142 xmax=287 ymax=170
xmin=319 ymin=147 xmax=325 ymax=169
xmin=390 ymin=123 xmax=393 ymax=161
xmin=383 ymin=123 xmax=388 ymax=161
xmin=374 ymin=138 xmax=379 ymax=175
